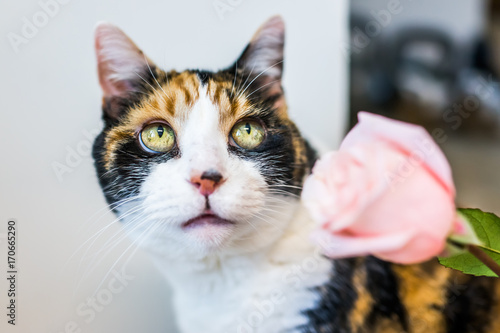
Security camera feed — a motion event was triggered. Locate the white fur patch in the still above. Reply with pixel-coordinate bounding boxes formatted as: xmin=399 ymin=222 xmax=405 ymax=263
xmin=152 ymin=204 xmax=332 ymax=333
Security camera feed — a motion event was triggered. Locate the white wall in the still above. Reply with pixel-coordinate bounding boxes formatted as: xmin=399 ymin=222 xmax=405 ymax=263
xmin=0 ymin=0 xmax=348 ymax=332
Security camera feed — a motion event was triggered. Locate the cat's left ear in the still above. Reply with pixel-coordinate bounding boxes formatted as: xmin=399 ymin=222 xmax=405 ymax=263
xmin=234 ymin=16 xmax=286 ymax=112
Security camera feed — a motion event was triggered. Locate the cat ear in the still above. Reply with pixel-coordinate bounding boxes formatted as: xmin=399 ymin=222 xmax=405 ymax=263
xmin=238 ymin=16 xmax=285 ymax=80
xmin=94 ymin=22 xmax=154 ymax=98
xmin=234 ymin=16 xmax=286 ymax=111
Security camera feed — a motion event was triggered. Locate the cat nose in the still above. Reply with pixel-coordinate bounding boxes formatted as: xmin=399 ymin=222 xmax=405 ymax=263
xmin=190 ymin=169 xmax=224 ymax=196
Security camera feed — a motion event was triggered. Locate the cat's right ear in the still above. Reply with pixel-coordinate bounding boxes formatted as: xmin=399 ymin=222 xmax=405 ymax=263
xmin=94 ymin=22 xmax=154 ymax=119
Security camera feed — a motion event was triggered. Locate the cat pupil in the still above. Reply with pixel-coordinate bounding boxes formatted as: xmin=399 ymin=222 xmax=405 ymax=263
xmin=245 ymin=123 xmax=251 ymax=135
xmin=157 ymin=126 xmax=164 ymax=138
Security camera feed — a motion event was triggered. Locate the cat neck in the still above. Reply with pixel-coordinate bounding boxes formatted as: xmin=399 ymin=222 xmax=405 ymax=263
xmin=150 ymin=203 xmax=333 ymax=333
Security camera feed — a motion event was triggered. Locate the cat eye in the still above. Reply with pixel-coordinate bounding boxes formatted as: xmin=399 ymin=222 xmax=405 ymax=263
xmin=231 ymin=119 xmax=266 ymax=150
xmin=139 ymin=123 xmax=175 ymax=153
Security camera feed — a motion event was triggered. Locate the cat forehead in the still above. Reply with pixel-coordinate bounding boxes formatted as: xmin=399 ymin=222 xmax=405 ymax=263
xmin=102 ymin=70 xmax=283 ymax=169
xmin=114 ymin=71 xmax=260 ymax=133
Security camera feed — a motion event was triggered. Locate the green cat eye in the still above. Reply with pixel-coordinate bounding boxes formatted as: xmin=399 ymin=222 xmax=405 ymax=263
xmin=231 ymin=119 xmax=265 ymax=149
xmin=139 ymin=123 xmax=175 ymax=153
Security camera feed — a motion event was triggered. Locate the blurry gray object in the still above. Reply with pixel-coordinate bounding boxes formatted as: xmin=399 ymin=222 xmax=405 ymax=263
xmin=455 ymin=68 xmax=500 ymax=124
xmin=349 ymin=0 xmax=500 ymax=125
xmin=393 ymin=28 xmax=456 ymax=109
xmin=350 ymin=17 xmax=476 ymax=107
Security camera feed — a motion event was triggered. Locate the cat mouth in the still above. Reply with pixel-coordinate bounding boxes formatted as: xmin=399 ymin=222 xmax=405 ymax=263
xmin=181 ymin=213 xmax=234 ymax=230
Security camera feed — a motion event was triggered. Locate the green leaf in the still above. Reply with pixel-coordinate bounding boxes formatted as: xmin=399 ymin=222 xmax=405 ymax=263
xmin=439 ymin=208 xmax=500 ymax=277
xmin=447 ymin=212 xmax=482 ymax=246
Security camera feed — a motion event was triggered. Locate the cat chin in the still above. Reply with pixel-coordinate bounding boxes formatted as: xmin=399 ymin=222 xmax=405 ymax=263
xmin=181 ymin=213 xmax=234 ymax=229
xmin=180 ymin=214 xmax=236 ymax=248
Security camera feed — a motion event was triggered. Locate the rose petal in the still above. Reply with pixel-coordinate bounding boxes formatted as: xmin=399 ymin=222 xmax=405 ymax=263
xmin=341 ymin=112 xmax=454 ymax=196
xmin=375 ymin=232 xmax=446 ymax=264
xmin=346 ymin=159 xmax=455 ymax=237
xmin=310 ymin=229 xmax=415 ymax=259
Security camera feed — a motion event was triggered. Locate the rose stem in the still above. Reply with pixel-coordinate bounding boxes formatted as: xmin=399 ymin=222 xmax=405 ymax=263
xmin=467 ymin=244 xmax=500 ymax=277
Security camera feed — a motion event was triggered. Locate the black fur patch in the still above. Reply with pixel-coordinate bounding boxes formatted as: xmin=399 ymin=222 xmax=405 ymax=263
xmin=300 ymin=258 xmax=359 ymax=333
xmin=443 ymin=276 xmax=495 ymax=333
xmin=364 ymin=257 xmax=407 ymax=330
xmin=195 ymin=70 xmax=211 ymax=85
xmin=299 ymin=257 xmax=408 ymax=333
xmin=227 ymin=119 xmax=301 ymax=194
xmin=92 ymin=128 xmax=180 ymax=209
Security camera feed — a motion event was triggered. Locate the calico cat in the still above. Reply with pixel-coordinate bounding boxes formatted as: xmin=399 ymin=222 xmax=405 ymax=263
xmin=92 ymin=16 xmax=500 ymax=333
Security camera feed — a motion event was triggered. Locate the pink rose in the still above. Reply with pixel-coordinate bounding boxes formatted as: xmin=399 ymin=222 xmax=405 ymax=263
xmin=302 ymin=112 xmax=460 ymax=264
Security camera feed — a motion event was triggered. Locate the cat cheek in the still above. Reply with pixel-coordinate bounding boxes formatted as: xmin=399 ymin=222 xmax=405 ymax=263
xmin=210 ymin=178 xmax=267 ymax=220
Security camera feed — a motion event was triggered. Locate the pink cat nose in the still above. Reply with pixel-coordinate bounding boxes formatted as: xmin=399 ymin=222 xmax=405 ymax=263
xmin=190 ymin=169 xmax=224 ymax=196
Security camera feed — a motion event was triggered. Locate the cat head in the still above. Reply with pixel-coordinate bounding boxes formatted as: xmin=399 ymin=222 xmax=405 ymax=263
xmin=92 ymin=16 xmax=316 ymax=259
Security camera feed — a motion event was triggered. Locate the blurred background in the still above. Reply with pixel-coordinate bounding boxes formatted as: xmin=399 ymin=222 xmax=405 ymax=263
xmin=2 ymin=0 xmax=500 ymax=332
xmin=350 ymin=0 xmax=500 ymax=214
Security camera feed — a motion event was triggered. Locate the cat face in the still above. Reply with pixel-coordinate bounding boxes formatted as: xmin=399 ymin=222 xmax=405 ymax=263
xmin=92 ymin=16 xmax=315 ymax=259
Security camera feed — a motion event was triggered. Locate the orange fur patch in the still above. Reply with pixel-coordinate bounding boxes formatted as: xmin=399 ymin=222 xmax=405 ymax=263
xmin=349 ymin=261 xmax=374 ymax=331
xmin=103 ymin=71 xmax=201 ymax=168
xmin=392 ymin=262 xmax=450 ymax=333
xmin=103 ymin=71 xmax=295 ymax=170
